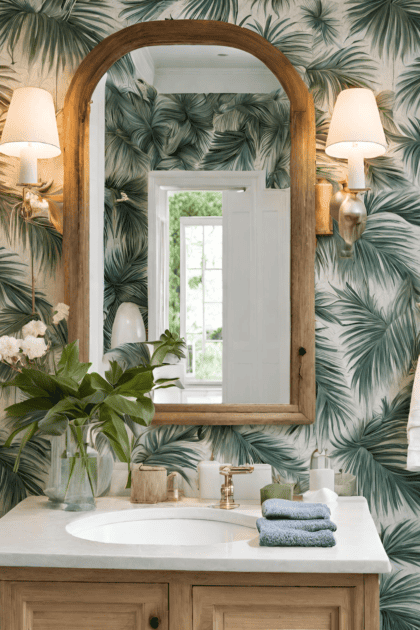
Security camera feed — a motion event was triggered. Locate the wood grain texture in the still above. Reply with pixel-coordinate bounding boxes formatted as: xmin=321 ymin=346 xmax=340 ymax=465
xmin=5 ymin=581 xmax=168 ymax=630
xmin=63 ymin=19 xmax=316 ymax=425
xmin=364 ymin=575 xmax=380 ymax=630
xmin=170 ymin=581 xmax=193 ymax=630
xmin=0 ymin=570 xmax=376 ymax=630
xmin=193 ymin=586 xmax=352 ymax=630
xmin=130 ymin=467 xmax=175 ymax=504
xmin=0 ymin=568 xmax=366 ymax=587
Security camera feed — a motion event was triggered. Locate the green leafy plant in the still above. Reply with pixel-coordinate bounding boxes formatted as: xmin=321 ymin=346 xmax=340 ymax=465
xmin=3 ymin=331 xmax=186 ymax=490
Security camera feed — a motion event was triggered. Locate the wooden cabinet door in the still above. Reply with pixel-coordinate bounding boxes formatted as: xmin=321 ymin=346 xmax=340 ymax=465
xmin=3 ymin=581 xmax=168 ymax=630
xmin=193 ymin=586 xmax=361 ymax=630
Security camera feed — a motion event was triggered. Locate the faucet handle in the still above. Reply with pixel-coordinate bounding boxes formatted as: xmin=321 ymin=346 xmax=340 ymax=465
xmin=219 ymin=464 xmax=254 ymax=476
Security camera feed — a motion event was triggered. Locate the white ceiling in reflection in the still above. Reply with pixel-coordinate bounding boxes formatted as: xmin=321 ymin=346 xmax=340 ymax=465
xmin=130 ymin=45 xmax=279 ymax=93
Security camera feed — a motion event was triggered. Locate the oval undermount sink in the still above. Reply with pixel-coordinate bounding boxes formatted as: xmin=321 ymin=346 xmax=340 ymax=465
xmin=66 ymin=507 xmax=258 ymax=546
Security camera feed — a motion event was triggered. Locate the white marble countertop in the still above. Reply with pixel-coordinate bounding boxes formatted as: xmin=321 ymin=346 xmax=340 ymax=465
xmin=0 ymin=496 xmax=391 ymax=574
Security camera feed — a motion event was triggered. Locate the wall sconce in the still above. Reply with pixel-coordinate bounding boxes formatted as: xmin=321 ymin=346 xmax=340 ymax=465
xmin=0 ymin=87 xmax=63 ymax=233
xmin=326 ymin=88 xmax=386 ymax=256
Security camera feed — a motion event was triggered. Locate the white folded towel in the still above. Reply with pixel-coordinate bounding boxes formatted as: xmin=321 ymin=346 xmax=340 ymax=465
xmin=407 ymin=358 xmax=420 ymax=471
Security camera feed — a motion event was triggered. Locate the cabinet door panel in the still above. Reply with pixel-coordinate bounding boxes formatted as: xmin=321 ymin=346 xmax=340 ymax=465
xmin=193 ymin=586 xmax=355 ymax=630
xmin=7 ymin=581 xmax=167 ymax=630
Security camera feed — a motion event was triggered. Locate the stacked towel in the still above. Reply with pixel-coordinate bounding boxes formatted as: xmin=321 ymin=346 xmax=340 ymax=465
xmin=262 ymin=498 xmax=331 ymax=520
xmin=258 ymin=499 xmax=337 ymax=547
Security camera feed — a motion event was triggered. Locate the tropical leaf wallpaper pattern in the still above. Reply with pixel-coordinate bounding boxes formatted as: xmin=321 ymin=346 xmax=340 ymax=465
xmin=0 ymin=0 xmax=420 ymax=623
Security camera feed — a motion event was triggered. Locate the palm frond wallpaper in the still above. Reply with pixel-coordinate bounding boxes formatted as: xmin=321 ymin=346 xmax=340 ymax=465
xmin=0 ymin=0 xmax=420 ymax=618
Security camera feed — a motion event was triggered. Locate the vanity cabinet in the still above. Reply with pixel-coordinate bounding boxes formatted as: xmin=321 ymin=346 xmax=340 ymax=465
xmin=1 ymin=581 xmax=168 ymax=630
xmin=0 ymin=570 xmax=379 ymax=630
xmin=193 ymin=585 xmax=359 ymax=630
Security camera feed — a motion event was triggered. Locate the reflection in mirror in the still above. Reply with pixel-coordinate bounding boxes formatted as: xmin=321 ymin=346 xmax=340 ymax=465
xmin=90 ymin=45 xmax=292 ymax=406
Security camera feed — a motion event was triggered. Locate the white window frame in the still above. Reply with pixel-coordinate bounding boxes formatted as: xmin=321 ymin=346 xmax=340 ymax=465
xmin=147 ymin=171 xmax=266 ymax=342
xmin=180 ymin=215 xmax=223 ymax=385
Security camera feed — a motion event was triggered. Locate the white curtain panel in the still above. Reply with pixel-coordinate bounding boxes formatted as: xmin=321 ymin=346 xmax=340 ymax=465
xmin=407 ymin=358 xmax=420 ymax=471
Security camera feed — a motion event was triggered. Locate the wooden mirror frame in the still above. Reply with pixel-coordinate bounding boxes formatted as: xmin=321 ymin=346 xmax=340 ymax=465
xmin=63 ymin=20 xmax=316 ymax=426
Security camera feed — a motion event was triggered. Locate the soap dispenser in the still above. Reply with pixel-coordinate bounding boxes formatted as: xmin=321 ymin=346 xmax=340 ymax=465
xmin=309 ymin=449 xmax=335 ymax=491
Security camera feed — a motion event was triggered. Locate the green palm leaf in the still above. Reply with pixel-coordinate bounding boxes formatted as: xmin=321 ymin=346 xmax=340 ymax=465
xmin=156 ymin=143 xmax=203 ymax=170
xmin=380 ymin=572 xmax=420 ymax=630
xmin=9 ymin=210 xmax=62 ymax=274
xmin=380 ymin=520 xmax=420 ymax=567
xmin=246 ymin=16 xmax=311 ymax=68
xmin=200 ymin=126 xmax=257 ymax=171
xmin=365 ymin=155 xmax=409 ymax=190
xmin=0 ymin=0 xmax=115 ymax=72
xmin=331 ymin=389 xmax=420 ymax=514
xmin=104 ymin=175 xmax=148 ymax=248
xmin=251 ymin=0 xmax=290 ymax=17
xmin=107 ymin=86 xmax=186 ymax=171
xmin=266 ymin=151 xmax=290 ymax=188
xmin=0 ymin=431 xmax=50 ymax=515
xmin=0 ymin=307 xmax=39 ymax=336
xmin=105 ymin=125 xmax=150 ymax=181
xmin=0 ymin=160 xmax=20 ymax=229
xmin=182 ymin=0 xmax=238 ymax=22
xmin=397 ymin=56 xmax=420 ymax=113
xmin=164 ymin=93 xmax=214 ymax=155
xmin=322 ymin=211 xmax=420 ymax=289
xmin=315 ymin=287 xmax=341 ymax=324
xmin=0 ymin=247 xmax=52 ymax=319
xmin=305 ymin=46 xmax=378 ymax=107
xmin=258 ymin=99 xmax=291 ymax=173
xmin=104 ymin=241 xmax=148 ymax=351
xmin=0 ymin=64 xmax=17 ymax=112
xmin=213 ymin=93 xmax=272 ymax=133
xmin=389 ymin=118 xmax=420 ymax=182
xmin=106 ymin=53 xmax=136 ymax=87
xmin=376 ymin=90 xmax=401 ymax=140
xmin=364 ymin=188 xmax=420 ymax=227
xmin=120 ymin=0 xmax=179 ymax=23
xmin=335 ymin=281 xmax=418 ymax=402
xmin=288 ymin=323 xmax=354 ymax=445
xmin=346 ymin=0 xmax=420 ymax=61
xmin=198 ymin=426 xmax=307 ymax=479
xmin=132 ymin=426 xmax=203 ymax=483
xmin=315 ymin=327 xmax=354 ymax=444
xmin=300 ymin=0 xmax=340 ymax=47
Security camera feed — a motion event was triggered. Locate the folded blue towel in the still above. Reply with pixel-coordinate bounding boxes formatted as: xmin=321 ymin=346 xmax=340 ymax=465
xmin=257 ymin=518 xmax=336 ymax=547
xmin=262 ymin=498 xmax=331 ymax=520
xmin=256 ymin=517 xmax=337 ymax=533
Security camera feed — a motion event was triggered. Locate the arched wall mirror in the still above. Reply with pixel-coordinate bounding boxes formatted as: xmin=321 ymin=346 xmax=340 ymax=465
xmin=63 ymin=20 xmax=315 ymax=426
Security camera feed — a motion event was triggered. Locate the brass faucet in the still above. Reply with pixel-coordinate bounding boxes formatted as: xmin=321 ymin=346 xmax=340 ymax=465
xmin=218 ymin=464 xmax=254 ymax=509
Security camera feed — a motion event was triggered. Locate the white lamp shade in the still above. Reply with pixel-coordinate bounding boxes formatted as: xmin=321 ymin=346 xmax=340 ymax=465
xmin=111 ymin=302 xmax=146 ymax=348
xmin=0 ymin=87 xmax=61 ymax=159
xmin=326 ymin=88 xmax=386 ymax=160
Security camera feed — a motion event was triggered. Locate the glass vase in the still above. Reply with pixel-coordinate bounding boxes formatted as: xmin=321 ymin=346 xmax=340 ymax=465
xmin=63 ymin=455 xmax=96 ymax=512
xmin=45 ymin=427 xmax=113 ymax=511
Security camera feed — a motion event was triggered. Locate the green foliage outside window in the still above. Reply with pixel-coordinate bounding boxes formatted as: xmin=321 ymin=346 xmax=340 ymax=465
xmin=168 ymin=191 xmax=222 ymax=336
